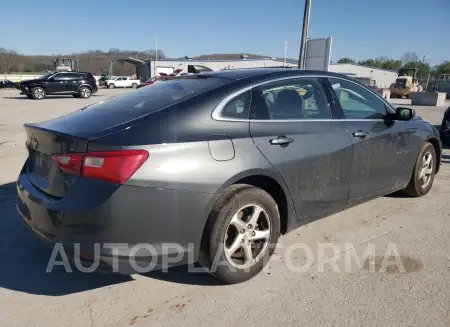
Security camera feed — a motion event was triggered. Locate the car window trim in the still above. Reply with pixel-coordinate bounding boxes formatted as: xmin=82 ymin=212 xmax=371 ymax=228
xmin=212 ymin=74 xmax=395 ymax=122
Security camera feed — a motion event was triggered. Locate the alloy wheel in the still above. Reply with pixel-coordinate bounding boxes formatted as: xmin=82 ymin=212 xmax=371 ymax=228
xmin=419 ymin=151 xmax=433 ymax=189
xmin=224 ymin=204 xmax=271 ymax=269
xmin=80 ymin=88 xmax=91 ymax=98
xmin=34 ymin=88 xmax=44 ymax=99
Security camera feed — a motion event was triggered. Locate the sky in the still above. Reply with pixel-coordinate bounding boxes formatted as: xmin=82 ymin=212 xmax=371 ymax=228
xmin=0 ymin=0 xmax=448 ymax=66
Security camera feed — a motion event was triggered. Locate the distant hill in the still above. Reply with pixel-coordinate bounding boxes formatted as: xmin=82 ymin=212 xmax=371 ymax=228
xmin=0 ymin=49 xmax=163 ymax=75
xmin=0 ymin=48 xmax=298 ymax=75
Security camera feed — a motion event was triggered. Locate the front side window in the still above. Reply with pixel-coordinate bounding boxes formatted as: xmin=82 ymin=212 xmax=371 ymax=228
xmin=51 ymin=74 xmax=66 ymax=81
xmin=252 ymin=77 xmax=331 ymax=120
xmin=329 ymin=78 xmax=389 ymax=119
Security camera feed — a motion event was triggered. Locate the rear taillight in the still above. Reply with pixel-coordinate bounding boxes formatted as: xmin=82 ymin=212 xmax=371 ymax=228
xmin=52 ymin=150 xmax=148 ymax=184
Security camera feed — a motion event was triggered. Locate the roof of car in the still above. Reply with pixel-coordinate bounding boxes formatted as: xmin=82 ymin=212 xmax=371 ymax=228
xmin=197 ymin=68 xmax=352 ymax=81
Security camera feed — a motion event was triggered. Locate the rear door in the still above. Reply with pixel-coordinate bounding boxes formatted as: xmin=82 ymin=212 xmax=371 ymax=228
xmin=249 ymin=76 xmax=353 ymax=220
xmin=64 ymin=73 xmax=82 ymax=92
xmin=327 ymin=77 xmax=413 ymax=200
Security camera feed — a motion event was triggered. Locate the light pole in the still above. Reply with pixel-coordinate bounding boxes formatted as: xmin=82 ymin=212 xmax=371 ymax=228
xmin=298 ymin=0 xmax=311 ymax=69
xmin=284 ymin=41 xmax=288 ymax=67
xmin=155 ymin=36 xmax=158 ymax=62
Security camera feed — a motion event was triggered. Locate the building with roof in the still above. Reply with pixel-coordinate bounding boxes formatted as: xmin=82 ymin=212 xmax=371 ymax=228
xmin=329 ymin=63 xmax=398 ymax=88
xmin=117 ymin=57 xmax=397 ymax=89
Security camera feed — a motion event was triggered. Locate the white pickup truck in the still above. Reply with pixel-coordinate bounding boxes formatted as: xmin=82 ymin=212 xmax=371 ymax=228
xmin=106 ymin=76 xmax=141 ymax=89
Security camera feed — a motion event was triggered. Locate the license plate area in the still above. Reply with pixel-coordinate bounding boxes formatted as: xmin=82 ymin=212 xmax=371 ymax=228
xmin=28 ymin=148 xmax=52 ymax=179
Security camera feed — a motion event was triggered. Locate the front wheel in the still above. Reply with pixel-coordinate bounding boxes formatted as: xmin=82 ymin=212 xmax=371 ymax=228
xmin=200 ymin=184 xmax=280 ymax=284
xmin=31 ymin=87 xmax=46 ymax=100
xmin=402 ymin=142 xmax=436 ymax=197
xmin=108 ymin=83 xmax=115 ymax=89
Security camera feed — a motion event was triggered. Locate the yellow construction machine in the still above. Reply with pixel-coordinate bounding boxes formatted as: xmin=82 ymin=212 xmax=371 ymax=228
xmin=390 ymin=67 xmax=423 ymax=98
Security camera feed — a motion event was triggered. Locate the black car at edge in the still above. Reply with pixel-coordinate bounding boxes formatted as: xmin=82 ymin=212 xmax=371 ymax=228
xmin=17 ymin=71 xmax=98 ymax=99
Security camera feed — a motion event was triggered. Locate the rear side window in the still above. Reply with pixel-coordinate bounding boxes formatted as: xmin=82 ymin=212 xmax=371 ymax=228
xmin=82 ymin=77 xmax=229 ymax=117
xmin=221 ymin=91 xmax=251 ymax=119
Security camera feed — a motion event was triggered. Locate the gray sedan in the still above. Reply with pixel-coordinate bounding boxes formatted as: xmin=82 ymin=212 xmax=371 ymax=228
xmin=16 ymin=68 xmax=441 ymax=283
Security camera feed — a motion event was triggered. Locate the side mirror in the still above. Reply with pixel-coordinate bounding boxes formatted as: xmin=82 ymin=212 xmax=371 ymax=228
xmin=395 ymin=107 xmax=415 ymax=121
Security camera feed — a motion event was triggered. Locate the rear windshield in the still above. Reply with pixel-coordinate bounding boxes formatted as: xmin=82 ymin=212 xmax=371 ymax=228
xmin=83 ymin=76 xmax=228 ymax=117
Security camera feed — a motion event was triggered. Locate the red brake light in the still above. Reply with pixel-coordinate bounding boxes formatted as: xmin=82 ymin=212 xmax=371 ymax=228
xmin=52 ymin=150 xmax=148 ymax=184
xmin=53 ymin=154 xmax=83 ymax=175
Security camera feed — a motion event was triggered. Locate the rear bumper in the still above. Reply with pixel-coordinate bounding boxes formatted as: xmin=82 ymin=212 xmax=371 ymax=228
xmin=16 ymin=170 xmax=219 ymax=274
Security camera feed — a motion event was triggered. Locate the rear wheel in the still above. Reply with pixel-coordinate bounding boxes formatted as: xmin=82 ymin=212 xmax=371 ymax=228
xmin=108 ymin=83 xmax=115 ymax=89
xmin=200 ymin=184 xmax=280 ymax=284
xmin=402 ymin=142 xmax=436 ymax=197
xmin=79 ymin=86 xmax=91 ymax=98
xmin=31 ymin=87 xmax=46 ymax=100
xmin=132 ymin=83 xmax=137 ymax=89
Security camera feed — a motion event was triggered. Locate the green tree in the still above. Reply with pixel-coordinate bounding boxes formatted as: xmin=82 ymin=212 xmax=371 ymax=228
xmin=337 ymin=57 xmax=355 ymax=64
xmin=435 ymin=61 xmax=450 ymax=75
xmin=403 ymin=61 xmax=431 ymax=79
xmin=358 ymin=59 xmax=380 ymax=68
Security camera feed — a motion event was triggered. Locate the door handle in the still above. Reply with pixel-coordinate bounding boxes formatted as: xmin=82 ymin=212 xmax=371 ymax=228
xmin=270 ymin=136 xmax=295 ymax=146
xmin=352 ymin=131 xmax=369 ymax=138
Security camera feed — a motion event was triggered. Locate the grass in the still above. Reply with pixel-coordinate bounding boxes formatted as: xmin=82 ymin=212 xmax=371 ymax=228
xmin=9 ymin=72 xmax=42 ymax=75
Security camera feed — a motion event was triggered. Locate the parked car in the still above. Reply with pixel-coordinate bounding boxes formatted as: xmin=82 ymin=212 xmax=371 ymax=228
xmin=0 ymin=79 xmax=17 ymax=89
xmin=440 ymin=106 xmax=450 ymax=146
xmin=16 ymin=69 xmax=441 ymax=283
xmin=105 ymin=76 xmax=141 ymax=89
xmin=17 ymin=72 xmax=98 ymax=99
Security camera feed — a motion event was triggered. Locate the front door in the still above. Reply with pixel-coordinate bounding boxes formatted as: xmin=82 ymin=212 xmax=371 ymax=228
xmin=327 ymin=78 xmax=413 ymax=201
xmin=249 ymin=76 xmax=353 ymax=220
xmin=47 ymin=73 xmax=66 ymax=93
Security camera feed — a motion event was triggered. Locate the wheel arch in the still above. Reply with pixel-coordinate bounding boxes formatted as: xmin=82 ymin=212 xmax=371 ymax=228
xmin=30 ymin=84 xmax=46 ymax=91
xmin=427 ymin=137 xmax=441 ymax=173
xmin=198 ymin=169 xmax=296 ymax=267
xmin=78 ymin=83 xmax=92 ymax=91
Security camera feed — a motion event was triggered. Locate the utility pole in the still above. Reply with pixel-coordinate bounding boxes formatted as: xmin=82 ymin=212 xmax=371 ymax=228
xmin=284 ymin=41 xmax=288 ymax=67
xmin=7 ymin=52 xmax=11 ymax=74
xmin=156 ymin=37 xmax=158 ymax=61
xmin=298 ymin=0 xmax=311 ymax=69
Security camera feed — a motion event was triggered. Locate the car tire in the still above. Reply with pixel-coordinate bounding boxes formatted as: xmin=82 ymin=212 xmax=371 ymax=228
xmin=108 ymin=83 xmax=115 ymax=89
xmin=200 ymin=184 xmax=280 ymax=284
xmin=402 ymin=142 xmax=436 ymax=197
xmin=79 ymin=86 xmax=91 ymax=98
xmin=132 ymin=83 xmax=137 ymax=89
xmin=31 ymin=87 xmax=46 ymax=100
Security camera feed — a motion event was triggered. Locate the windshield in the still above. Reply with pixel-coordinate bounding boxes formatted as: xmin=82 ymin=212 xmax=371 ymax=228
xmin=39 ymin=72 xmax=54 ymax=80
xmin=82 ymin=76 xmax=229 ymax=117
